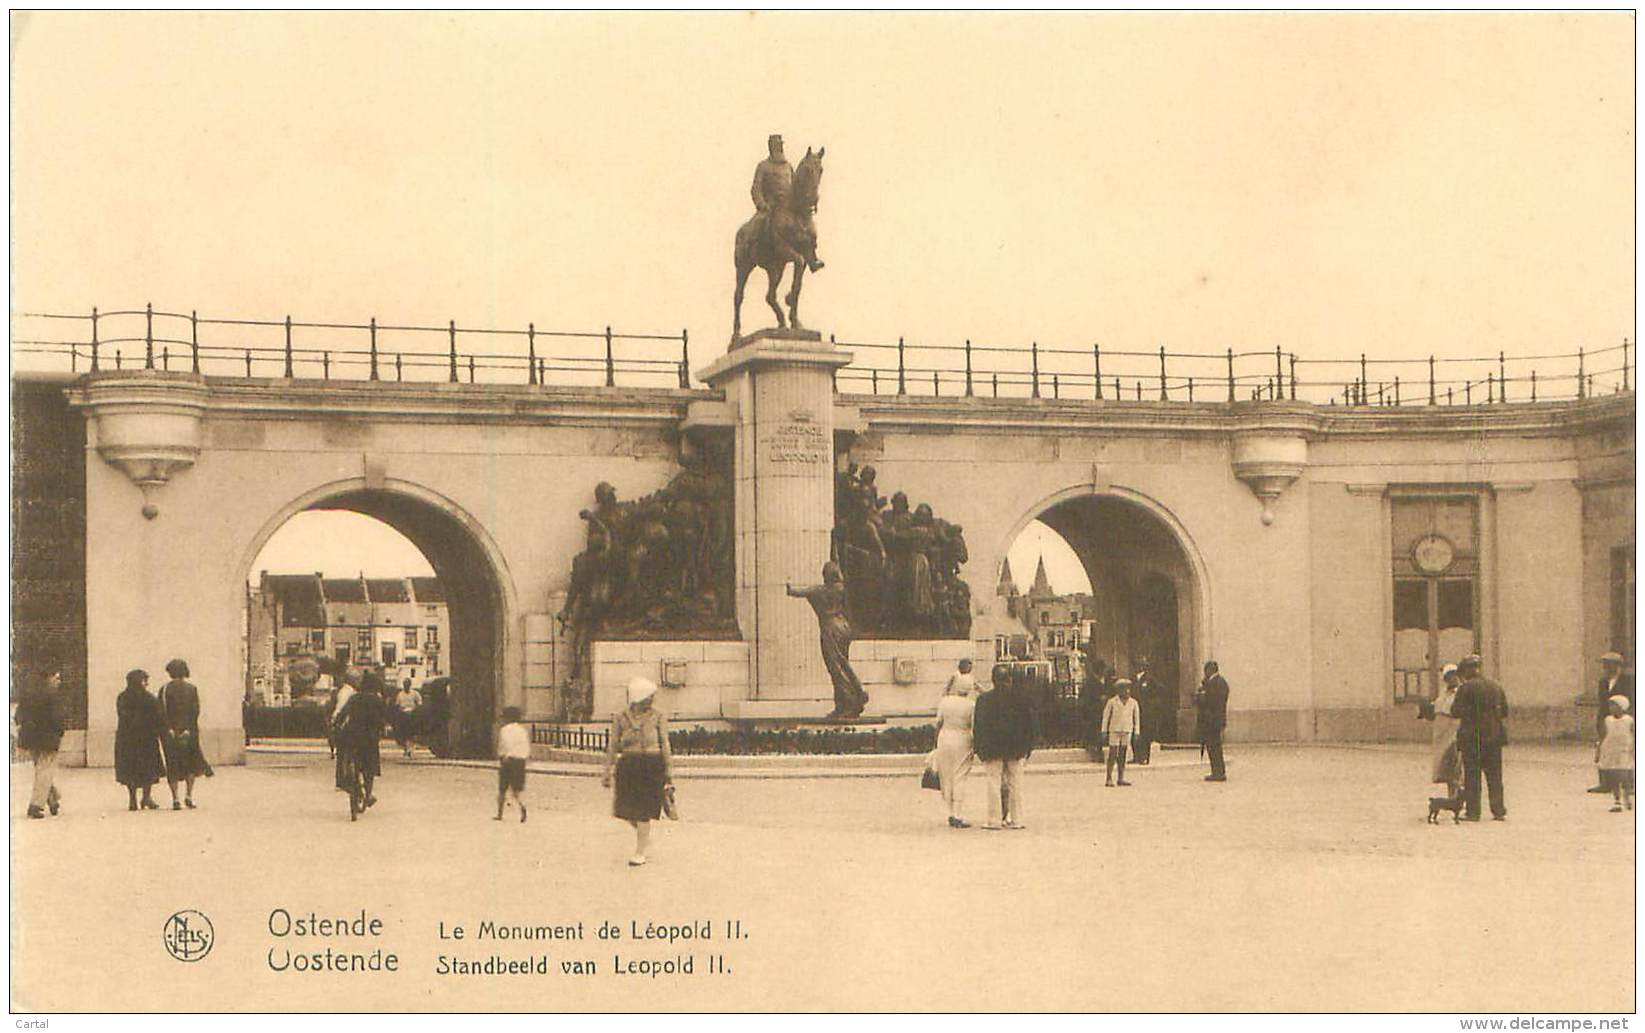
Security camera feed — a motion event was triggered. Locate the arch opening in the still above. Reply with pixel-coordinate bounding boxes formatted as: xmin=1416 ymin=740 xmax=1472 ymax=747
xmin=998 ymin=491 xmax=1206 ymax=743
xmin=243 ymin=484 xmax=511 ymax=759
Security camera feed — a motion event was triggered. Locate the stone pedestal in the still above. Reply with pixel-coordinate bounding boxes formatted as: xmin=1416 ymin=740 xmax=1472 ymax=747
xmin=698 ymin=329 xmax=853 ymax=707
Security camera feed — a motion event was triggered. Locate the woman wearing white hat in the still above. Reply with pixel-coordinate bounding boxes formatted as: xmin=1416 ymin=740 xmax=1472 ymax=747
xmin=1419 ymin=663 xmax=1463 ymax=800
xmin=602 ymin=676 xmax=673 ymax=866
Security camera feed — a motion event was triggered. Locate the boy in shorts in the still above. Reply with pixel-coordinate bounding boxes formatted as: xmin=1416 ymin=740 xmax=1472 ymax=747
xmin=495 ymin=706 xmax=530 ymax=823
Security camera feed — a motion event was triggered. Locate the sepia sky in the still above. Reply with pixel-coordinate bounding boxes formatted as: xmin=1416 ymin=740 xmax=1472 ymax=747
xmin=12 ymin=12 xmax=1634 ymax=593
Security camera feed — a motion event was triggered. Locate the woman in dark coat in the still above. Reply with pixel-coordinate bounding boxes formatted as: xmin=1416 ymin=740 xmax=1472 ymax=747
xmin=159 ymin=658 xmax=212 ymax=810
xmin=115 ymin=669 xmax=165 ymax=810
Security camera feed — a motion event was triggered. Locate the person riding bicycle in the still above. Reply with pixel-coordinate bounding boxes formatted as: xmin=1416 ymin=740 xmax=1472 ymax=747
xmin=333 ymin=668 xmax=386 ymax=815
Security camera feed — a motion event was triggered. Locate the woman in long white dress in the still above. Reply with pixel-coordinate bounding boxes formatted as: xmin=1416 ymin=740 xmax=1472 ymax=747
xmin=1420 ymin=663 xmax=1462 ymax=798
xmin=933 ymin=660 xmax=978 ymax=828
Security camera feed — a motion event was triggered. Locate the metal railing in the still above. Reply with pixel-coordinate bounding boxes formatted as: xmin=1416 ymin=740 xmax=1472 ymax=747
xmin=12 ymin=305 xmax=693 ymax=390
xmin=12 ymin=305 xmax=1634 ymax=407
xmin=829 ymin=335 xmax=1634 ymax=406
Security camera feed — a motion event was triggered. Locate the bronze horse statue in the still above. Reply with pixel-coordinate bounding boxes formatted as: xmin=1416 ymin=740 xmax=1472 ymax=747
xmin=733 ymin=146 xmax=824 ymax=340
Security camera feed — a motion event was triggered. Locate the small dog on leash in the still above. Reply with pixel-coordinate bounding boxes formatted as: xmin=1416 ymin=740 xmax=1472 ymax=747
xmin=1427 ymin=795 xmax=1463 ymax=824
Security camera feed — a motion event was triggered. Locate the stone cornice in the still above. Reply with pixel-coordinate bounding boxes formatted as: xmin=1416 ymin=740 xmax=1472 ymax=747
xmin=48 ymin=373 xmax=1637 ymax=440
xmin=67 ymin=375 xmax=715 ymax=428
xmin=842 ymin=391 xmax=1634 ymax=441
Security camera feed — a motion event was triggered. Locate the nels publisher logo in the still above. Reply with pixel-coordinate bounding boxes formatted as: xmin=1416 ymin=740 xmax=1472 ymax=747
xmin=162 ymin=910 xmax=214 ymax=963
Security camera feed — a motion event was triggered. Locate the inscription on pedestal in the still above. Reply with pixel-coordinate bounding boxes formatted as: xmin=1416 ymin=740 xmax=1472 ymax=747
xmin=768 ymin=417 xmax=829 ymax=464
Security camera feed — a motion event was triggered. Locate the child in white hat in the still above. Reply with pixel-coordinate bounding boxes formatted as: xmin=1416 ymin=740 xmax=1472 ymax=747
xmin=1597 ymin=695 xmax=1634 ymax=813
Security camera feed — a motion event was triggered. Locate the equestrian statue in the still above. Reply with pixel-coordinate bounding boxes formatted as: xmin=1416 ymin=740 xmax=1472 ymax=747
xmin=733 ymin=134 xmax=825 ymax=340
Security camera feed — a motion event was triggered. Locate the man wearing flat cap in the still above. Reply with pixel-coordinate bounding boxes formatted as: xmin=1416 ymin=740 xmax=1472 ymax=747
xmin=1451 ymin=653 xmax=1509 ymax=821
xmin=1588 ymin=652 xmax=1634 ymax=793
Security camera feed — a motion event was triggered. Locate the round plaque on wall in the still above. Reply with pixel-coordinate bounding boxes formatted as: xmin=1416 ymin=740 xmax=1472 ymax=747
xmin=1411 ymin=533 xmax=1456 ymax=575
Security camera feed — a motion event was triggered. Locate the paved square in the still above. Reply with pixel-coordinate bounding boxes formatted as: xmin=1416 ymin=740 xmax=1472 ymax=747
xmin=10 ymin=744 xmax=1633 ymax=1012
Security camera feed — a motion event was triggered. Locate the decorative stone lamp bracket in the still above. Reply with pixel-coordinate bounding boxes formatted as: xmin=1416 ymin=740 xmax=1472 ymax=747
xmin=1228 ymin=406 xmax=1319 ymax=526
xmin=69 ymin=371 xmax=209 ymax=520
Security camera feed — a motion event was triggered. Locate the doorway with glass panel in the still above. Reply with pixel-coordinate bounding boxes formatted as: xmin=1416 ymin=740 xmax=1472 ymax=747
xmin=1391 ymin=495 xmax=1480 ymax=703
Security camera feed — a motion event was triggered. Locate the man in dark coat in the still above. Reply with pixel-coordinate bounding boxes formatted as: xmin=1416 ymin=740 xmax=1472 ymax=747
xmin=1194 ymin=660 xmax=1230 ymax=782
xmin=1131 ymin=659 xmax=1157 ymax=764
xmin=974 ymin=665 xmax=1040 ymax=829
xmin=1451 ymin=653 xmax=1509 ymax=821
xmin=15 ymin=667 xmax=65 ymax=818
xmin=1588 ymin=652 xmax=1635 ymax=793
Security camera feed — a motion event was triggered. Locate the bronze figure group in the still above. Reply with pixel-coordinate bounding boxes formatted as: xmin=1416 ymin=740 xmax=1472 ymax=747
xmin=832 ymin=463 xmax=972 ymax=640
xmin=558 ymin=446 xmax=737 ymax=699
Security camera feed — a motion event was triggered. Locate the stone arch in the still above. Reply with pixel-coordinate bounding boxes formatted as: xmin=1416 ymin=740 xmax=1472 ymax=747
xmin=239 ymin=476 xmax=520 ymax=758
xmin=999 ymin=484 xmax=1212 ymax=715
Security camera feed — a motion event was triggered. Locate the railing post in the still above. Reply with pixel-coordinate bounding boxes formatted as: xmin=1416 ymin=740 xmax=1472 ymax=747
xmin=871 ymin=369 xmax=878 ymax=394
xmin=190 ymin=310 xmax=201 ymax=373
xmin=527 ymin=323 xmax=538 ymax=386
xmin=1447 ymin=386 xmax=1453 ymax=405
xmin=679 ymin=329 xmax=691 ymax=389
xmin=1159 ymin=345 xmax=1168 ymax=400
xmin=1030 ymin=341 xmax=1041 ymax=399
xmin=1135 ymin=381 xmax=1142 ymax=401
xmin=897 ymin=336 xmax=906 ymax=395
xmin=603 ymin=326 xmax=615 ymax=387
xmin=395 ymin=353 xmax=403 ymax=381
xmin=323 ymin=352 xmax=331 ymax=379
xmin=1226 ymin=347 xmax=1235 ymax=402
xmin=1393 ymin=376 xmax=1400 ymax=406
xmin=284 ymin=315 xmax=294 ymax=378
xmin=934 ymin=370 xmax=941 ymax=395
xmin=1486 ymin=372 xmax=1494 ymax=404
xmin=1274 ymin=345 xmax=1283 ymax=396
xmin=161 ymin=346 xmax=169 ymax=371
xmin=244 ymin=349 xmax=252 ymax=377
xmin=1187 ymin=376 xmax=1195 ymax=402
xmin=469 ymin=354 xmax=476 ymax=383
xmin=1578 ymin=347 xmax=1586 ymax=398
xmin=1465 ymin=381 xmax=1472 ymax=405
xmin=1498 ymin=351 xmax=1507 ymax=402
xmin=992 ymin=373 xmax=998 ymax=398
xmin=70 ymin=344 xmax=77 ymax=372
xmin=1428 ymin=356 xmax=1436 ymax=405
xmin=1114 ymin=376 xmax=1120 ymax=399
xmin=1531 ymin=369 xmax=1538 ymax=402
xmin=449 ymin=320 xmax=460 ymax=383
xmin=144 ymin=301 xmax=155 ymax=369
xmin=368 ymin=317 xmax=380 ymax=381
xmin=115 ymin=349 xmax=122 ymax=370
xmin=89 ymin=307 xmax=100 ymax=371
xmin=1624 ymin=338 xmax=1632 ymax=392
xmin=1093 ymin=344 xmax=1103 ymax=400
xmin=964 ymin=339 xmax=974 ymax=397
xmin=1289 ymin=355 xmax=1298 ymax=400
xmin=1052 ymin=373 xmax=1059 ymax=399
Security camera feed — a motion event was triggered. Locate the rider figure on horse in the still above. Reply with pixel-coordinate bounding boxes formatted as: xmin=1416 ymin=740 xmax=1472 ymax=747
xmin=751 ymin=134 xmax=823 ymax=273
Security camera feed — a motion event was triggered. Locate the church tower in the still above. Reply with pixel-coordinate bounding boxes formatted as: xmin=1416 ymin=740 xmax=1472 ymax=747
xmin=1030 ymin=556 xmax=1054 ymax=599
